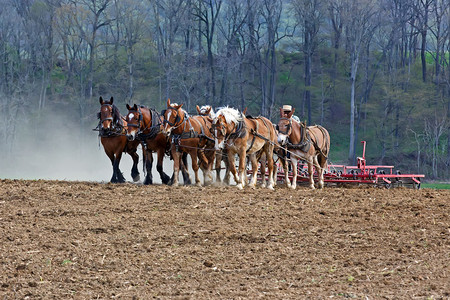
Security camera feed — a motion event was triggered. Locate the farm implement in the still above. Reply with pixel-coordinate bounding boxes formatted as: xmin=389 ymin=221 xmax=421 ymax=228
xmin=272 ymin=141 xmax=425 ymax=189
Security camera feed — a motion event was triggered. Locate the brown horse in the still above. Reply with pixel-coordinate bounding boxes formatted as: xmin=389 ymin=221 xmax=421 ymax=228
xmin=211 ymin=107 xmax=277 ymax=190
xmin=125 ymin=103 xmax=190 ymax=185
xmin=196 ymin=105 xmax=231 ymax=185
xmin=276 ymin=108 xmax=330 ymax=189
xmin=161 ymin=99 xmax=216 ymax=186
xmin=96 ymin=96 xmax=140 ymax=183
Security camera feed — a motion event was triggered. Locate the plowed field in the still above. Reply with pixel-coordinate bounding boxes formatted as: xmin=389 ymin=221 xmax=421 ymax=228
xmin=1 ymin=180 xmax=449 ymax=299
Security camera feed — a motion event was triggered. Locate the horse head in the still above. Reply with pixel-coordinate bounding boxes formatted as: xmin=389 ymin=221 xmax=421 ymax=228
xmin=125 ymin=103 xmax=142 ymax=141
xmin=277 ymin=107 xmax=295 ymax=145
xmin=161 ymin=98 xmax=185 ymax=136
xmin=211 ymin=107 xmax=242 ymax=150
xmin=196 ymin=105 xmax=215 ymax=119
xmin=99 ymin=96 xmax=115 ymax=130
xmin=211 ymin=115 xmax=227 ymax=150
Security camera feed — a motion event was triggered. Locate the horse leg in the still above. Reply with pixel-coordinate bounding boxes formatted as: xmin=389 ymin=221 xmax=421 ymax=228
xmin=143 ymin=149 xmax=153 ymax=185
xmin=227 ymin=150 xmax=240 ymax=187
xmin=314 ymin=155 xmax=325 ymax=189
xmin=280 ymin=156 xmax=291 ymax=188
xmin=171 ymin=148 xmax=181 ymax=186
xmin=237 ymin=149 xmax=247 ymax=190
xmin=290 ymin=156 xmax=298 ymax=190
xmin=180 ymin=152 xmax=191 ymax=185
xmin=215 ymin=152 xmax=222 ymax=184
xmin=258 ymin=154 xmax=266 ymax=188
xmin=223 ymin=153 xmax=231 ymax=185
xmin=156 ymin=148 xmax=170 ymax=185
xmin=129 ymin=149 xmax=140 ymax=182
xmin=190 ymin=150 xmax=201 ymax=187
xmin=114 ymin=152 xmax=126 ymax=183
xmin=202 ymin=149 xmax=214 ymax=186
xmin=307 ymin=158 xmax=316 ymax=189
xmin=105 ymin=150 xmax=117 ymax=183
xmin=266 ymin=148 xmax=275 ymax=190
xmin=248 ymin=154 xmax=258 ymax=189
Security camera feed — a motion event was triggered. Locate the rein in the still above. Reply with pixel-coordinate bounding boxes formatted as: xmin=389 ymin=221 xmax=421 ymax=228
xmin=128 ymin=106 xmax=162 ymax=140
xmin=94 ymin=103 xmax=126 ymax=137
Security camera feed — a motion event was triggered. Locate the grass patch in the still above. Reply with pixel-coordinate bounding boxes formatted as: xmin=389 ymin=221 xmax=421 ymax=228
xmin=421 ymin=183 xmax=450 ymax=189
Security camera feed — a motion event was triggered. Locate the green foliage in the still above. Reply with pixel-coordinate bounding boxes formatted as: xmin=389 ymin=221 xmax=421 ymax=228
xmin=421 ymin=183 xmax=450 ymax=190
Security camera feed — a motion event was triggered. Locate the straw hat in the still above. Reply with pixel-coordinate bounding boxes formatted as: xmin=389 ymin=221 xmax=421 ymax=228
xmin=282 ymin=105 xmax=292 ymax=111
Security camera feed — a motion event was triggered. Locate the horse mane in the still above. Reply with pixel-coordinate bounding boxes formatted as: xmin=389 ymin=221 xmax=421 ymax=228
xmin=215 ymin=107 xmax=243 ymax=125
xmin=111 ymin=104 xmax=122 ymax=123
xmin=199 ymin=105 xmax=215 ymax=118
xmin=169 ymin=102 xmax=189 ymax=118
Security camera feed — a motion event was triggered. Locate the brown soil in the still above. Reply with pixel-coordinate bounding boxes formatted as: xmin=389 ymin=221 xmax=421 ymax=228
xmin=0 ymin=179 xmax=449 ymax=299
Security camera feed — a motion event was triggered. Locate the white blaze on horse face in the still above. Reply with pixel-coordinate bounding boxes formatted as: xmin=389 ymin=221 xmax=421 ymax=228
xmin=163 ymin=110 xmax=173 ymax=134
xmin=128 ymin=113 xmax=134 ymax=120
xmin=278 ymin=133 xmax=288 ymax=145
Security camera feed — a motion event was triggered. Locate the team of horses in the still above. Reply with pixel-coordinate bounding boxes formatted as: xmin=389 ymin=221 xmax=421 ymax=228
xmin=96 ymin=97 xmax=330 ymax=190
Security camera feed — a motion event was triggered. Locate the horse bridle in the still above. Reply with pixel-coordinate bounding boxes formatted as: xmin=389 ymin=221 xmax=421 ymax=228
xmin=162 ymin=106 xmax=183 ymax=127
xmin=127 ymin=107 xmax=144 ymax=129
xmin=99 ymin=103 xmax=117 ymax=130
xmin=276 ymin=117 xmax=292 ymax=135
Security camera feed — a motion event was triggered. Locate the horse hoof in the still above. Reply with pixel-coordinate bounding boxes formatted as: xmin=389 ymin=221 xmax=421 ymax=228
xmin=237 ymin=184 xmax=244 ymax=190
xmin=161 ymin=175 xmax=171 ymax=185
xmin=268 ymin=185 xmax=274 ymax=191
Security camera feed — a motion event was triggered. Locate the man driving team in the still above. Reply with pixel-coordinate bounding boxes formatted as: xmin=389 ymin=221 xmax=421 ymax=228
xmin=282 ymin=104 xmax=301 ymax=123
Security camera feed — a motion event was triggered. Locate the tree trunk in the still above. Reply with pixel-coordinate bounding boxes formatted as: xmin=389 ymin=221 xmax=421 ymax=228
xmin=349 ymin=53 xmax=359 ymax=164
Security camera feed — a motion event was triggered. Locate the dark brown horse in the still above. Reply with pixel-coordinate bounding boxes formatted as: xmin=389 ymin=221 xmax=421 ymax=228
xmin=96 ymin=96 xmax=140 ymax=183
xmin=277 ymin=107 xmax=330 ymax=189
xmin=211 ymin=107 xmax=277 ymax=190
xmin=161 ymin=99 xmax=216 ymax=186
xmin=125 ymin=103 xmax=190 ymax=185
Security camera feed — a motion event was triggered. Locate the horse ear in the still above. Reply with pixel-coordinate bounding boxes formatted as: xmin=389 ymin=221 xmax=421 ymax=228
xmin=287 ymin=108 xmax=295 ymax=118
xmin=196 ymin=105 xmax=201 ymax=114
xmin=279 ymin=107 xmax=284 ymax=117
xmin=176 ymin=103 xmax=183 ymax=109
xmin=167 ymin=98 xmax=171 ymax=107
xmin=99 ymin=97 xmax=104 ymax=105
xmin=133 ymin=104 xmax=137 ymax=110
xmin=205 ymin=107 xmax=211 ymax=114
xmin=110 ymin=97 xmax=113 ymax=104
xmin=243 ymin=107 xmax=248 ymax=115
xmin=126 ymin=104 xmax=131 ymax=110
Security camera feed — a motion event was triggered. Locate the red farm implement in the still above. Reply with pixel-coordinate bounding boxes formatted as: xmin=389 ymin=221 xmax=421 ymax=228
xmin=269 ymin=141 xmax=425 ymax=189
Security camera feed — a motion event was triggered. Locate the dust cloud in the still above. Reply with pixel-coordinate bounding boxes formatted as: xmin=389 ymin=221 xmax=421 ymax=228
xmin=0 ymin=105 xmax=176 ymax=183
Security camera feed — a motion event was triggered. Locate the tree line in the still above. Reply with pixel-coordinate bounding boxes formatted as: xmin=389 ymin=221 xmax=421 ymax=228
xmin=0 ymin=0 xmax=449 ymax=179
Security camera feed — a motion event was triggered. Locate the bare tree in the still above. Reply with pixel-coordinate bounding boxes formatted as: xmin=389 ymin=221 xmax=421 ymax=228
xmin=295 ymin=0 xmax=323 ymax=125
xmin=344 ymin=0 xmax=379 ymax=163
xmin=192 ymin=0 xmax=223 ymax=104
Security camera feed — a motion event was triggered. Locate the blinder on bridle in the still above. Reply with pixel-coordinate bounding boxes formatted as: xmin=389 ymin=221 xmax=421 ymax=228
xmin=162 ymin=107 xmax=182 ymax=127
xmin=100 ymin=104 xmax=114 ymax=124
xmin=210 ymin=119 xmax=226 ymax=138
xmin=277 ymin=117 xmax=292 ymax=135
xmin=127 ymin=108 xmax=143 ymax=128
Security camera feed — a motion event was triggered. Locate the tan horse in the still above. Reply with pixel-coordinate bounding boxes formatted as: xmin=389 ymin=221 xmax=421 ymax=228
xmin=196 ymin=105 xmax=232 ymax=185
xmin=96 ymin=97 xmax=140 ymax=183
xmin=161 ymin=99 xmax=216 ymax=186
xmin=211 ymin=107 xmax=277 ymax=190
xmin=276 ymin=108 xmax=330 ymax=189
